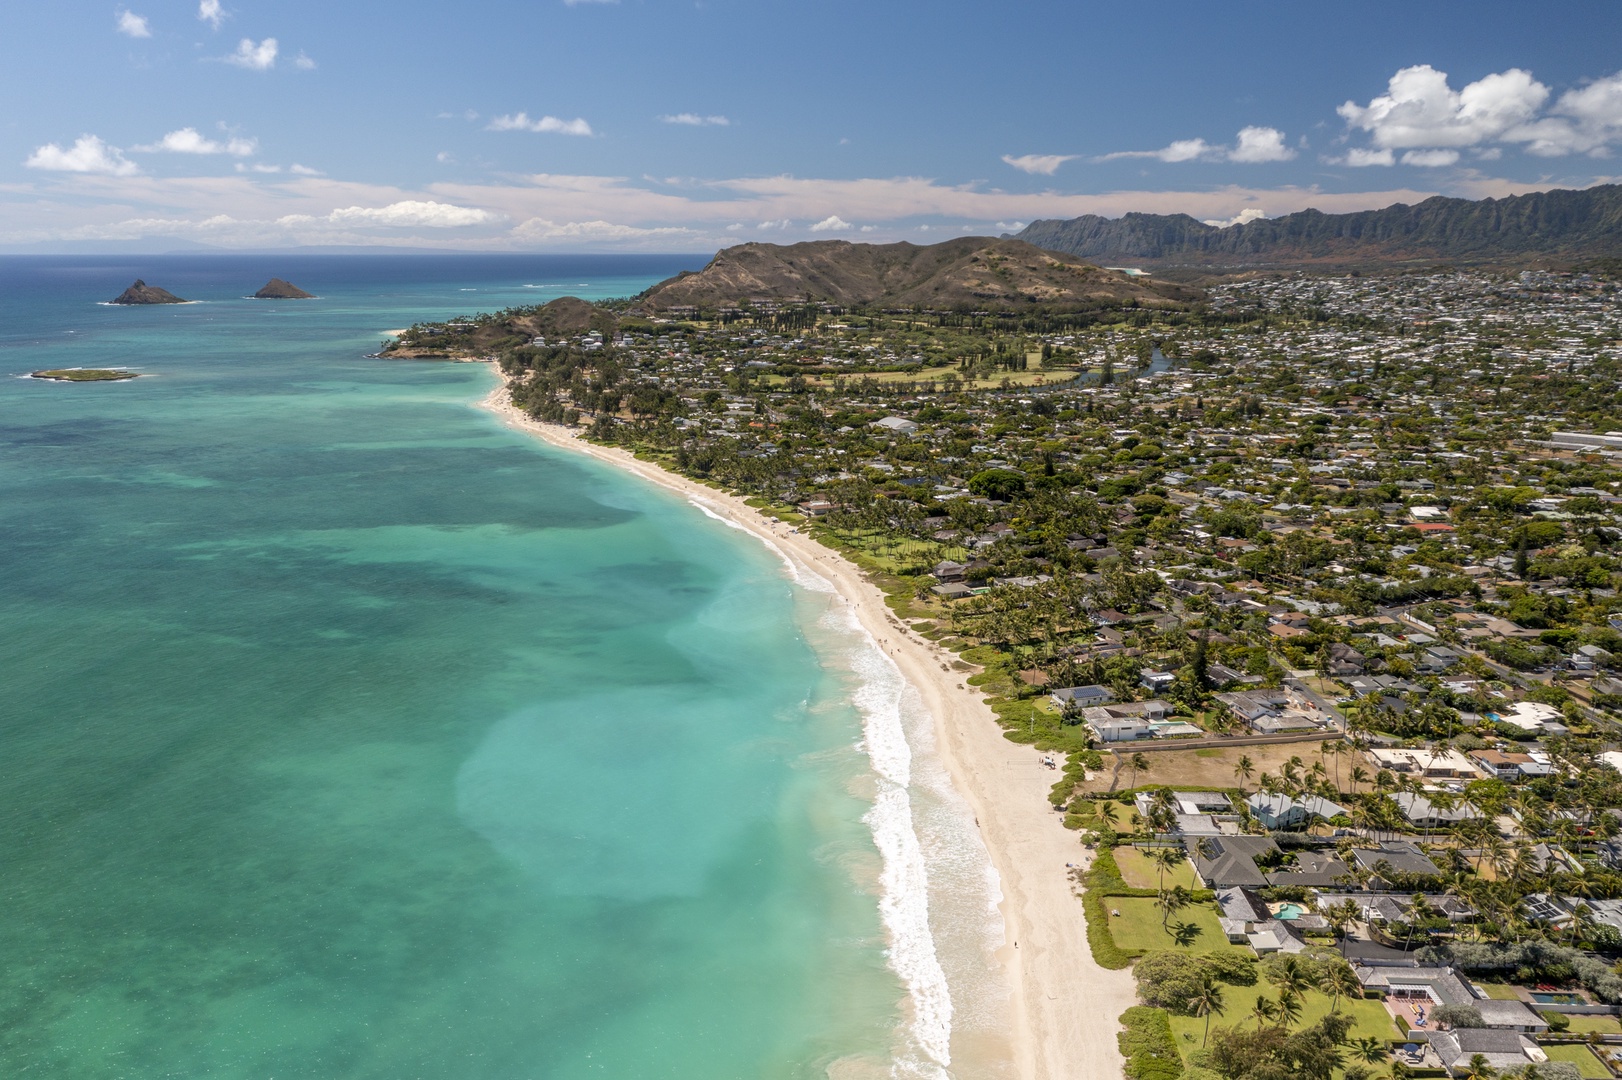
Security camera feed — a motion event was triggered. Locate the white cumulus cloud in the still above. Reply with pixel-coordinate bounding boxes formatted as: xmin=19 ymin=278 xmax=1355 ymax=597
xmin=134 ymin=127 xmax=257 ymax=157
xmin=511 ymin=218 xmax=694 ymax=241
xmin=1001 ymin=153 xmax=1077 ymax=175
xmin=1516 ymin=71 xmax=1622 ymax=156
xmin=1340 ymin=147 xmax=1396 ymax=167
xmin=225 ymin=37 xmax=277 ymax=70
xmin=288 ymin=163 xmax=322 ymax=175
xmin=487 ymin=113 xmax=594 ymax=136
xmin=809 ymin=215 xmax=852 ymax=232
xmin=25 ymin=135 xmax=140 ymax=176
xmin=318 ymin=201 xmax=494 ymax=227
xmin=660 ymin=113 xmax=730 ymax=126
xmin=1202 ymin=207 xmax=1269 ymax=228
xmin=293 ymin=51 xmax=315 ymax=70
xmin=1401 ymin=148 xmax=1461 ymax=167
xmin=1339 ymin=65 xmax=1548 ymax=150
xmin=198 ymin=0 xmax=223 ymax=29
xmin=117 ymin=9 xmax=152 ymax=37
xmin=1229 ymin=126 xmax=1295 ymax=163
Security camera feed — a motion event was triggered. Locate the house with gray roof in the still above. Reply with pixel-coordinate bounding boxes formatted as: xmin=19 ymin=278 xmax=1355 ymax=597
xmin=1246 ymin=792 xmax=1347 ymax=829
xmin=1186 ymin=835 xmax=1277 ymax=888
xmin=1351 ymin=841 xmax=1441 ymax=885
xmin=1426 ymin=1029 xmax=1546 ymax=1075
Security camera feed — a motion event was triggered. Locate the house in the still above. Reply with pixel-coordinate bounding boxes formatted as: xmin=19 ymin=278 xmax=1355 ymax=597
xmin=798 ymin=499 xmax=837 ymax=517
xmin=1265 ymin=850 xmax=1353 ymax=889
xmin=1049 ymin=686 xmax=1112 ymax=716
xmin=1245 ymin=793 xmax=1348 ymax=830
xmin=1351 ymin=841 xmax=1441 ymax=886
xmin=1466 ymin=749 xmax=1552 ymax=780
xmin=1426 ymin=1029 xmax=1546 ymax=1075
xmin=930 ymin=560 xmax=968 ymax=582
xmin=1495 ymin=700 xmax=1570 ymax=737
xmin=870 ymin=416 xmax=919 ymax=436
xmin=1392 ymin=792 xmax=1481 ymax=829
xmin=1215 ymin=689 xmax=1326 ymax=734
xmin=1088 ymin=716 xmax=1153 ymax=742
xmin=1186 ymin=835 xmax=1279 ymax=888
xmin=1140 ymin=669 xmax=1175 ymax=694
xmin=1354 ymin=968 xmax=1546 ymax=1034
xmin=1326 ymin=642 xmax=1366 ymax=677
xmin=930 ymin=582 xmax=975 ymax=600
xmin=1367 ymin=747 xmax=1476 ymax=779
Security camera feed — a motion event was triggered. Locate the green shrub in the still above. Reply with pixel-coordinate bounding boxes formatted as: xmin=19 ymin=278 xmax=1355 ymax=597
xmin=1543 ymin=1010 xmax=1571 ymax=1033
xmin=1119 ymin=1006 xmax=1183 ymax=1080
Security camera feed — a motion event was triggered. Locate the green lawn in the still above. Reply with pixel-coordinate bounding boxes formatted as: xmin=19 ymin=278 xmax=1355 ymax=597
xmin=1115 ymin=846 xmax=1198 ymax=891
xmin=1475 ymin=982 xmax=1523 ymax=1000
xmin=1542 ymin=1043 xmax=1611 ymax=1079
xmin=1165 ymin=983 xmax=1401 ymax=1055
xmin=1563 ymin=1015 xmax=1622 ymax=1035
xmin=1107 ymin=897 xmax=1238 ymax=955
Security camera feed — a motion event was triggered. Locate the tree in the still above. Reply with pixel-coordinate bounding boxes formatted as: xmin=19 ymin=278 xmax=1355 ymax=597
xmin=1131 ymin=752 xmax=1151 ymax=789
xmin=1325 ymin=963 xmax=1363 ymax=1013
xmin=1192 ymin=975 xmax=1228 ymax=1045
xmin=1350 ymin=1036 xmax=1389 ymax=1066
xmin=1234 ymin=754 xmax=1256 ymax=791
xmin=1250 ymin=994 xmax=1280 ymax=1030
xmin=1460 ymin=1053 xmax=1498 ymax=1080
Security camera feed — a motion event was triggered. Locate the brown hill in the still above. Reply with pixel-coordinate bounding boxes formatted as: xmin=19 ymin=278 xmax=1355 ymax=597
xmin=253 ymin=278 xmax=315 ymax=299
xmin=110 ymin=279 xmax=187 ymax=305
xmin=633 ymin=237 xmax=1202 ymax=313
xmin=384 ymin=296 xmax=617 ymax=359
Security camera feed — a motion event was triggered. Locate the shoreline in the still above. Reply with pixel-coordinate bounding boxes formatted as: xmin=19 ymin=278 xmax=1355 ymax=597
xmin=477 ymin=376 xmax=1135 ymax=1080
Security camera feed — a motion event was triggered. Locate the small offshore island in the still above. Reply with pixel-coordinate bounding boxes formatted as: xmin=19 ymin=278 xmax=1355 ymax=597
xmin=110 ymin=280 xmax=187 ymax=305
xmin=31 ymin=368 xmax=140 ymax=381
xmin=252 ymin=278 xmax=315 ymax=300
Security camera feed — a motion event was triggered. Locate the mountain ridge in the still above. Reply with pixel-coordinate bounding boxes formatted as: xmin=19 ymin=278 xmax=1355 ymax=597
xmin=632 ymin=237 xmax=1202 ymax=312
xmin=1013 ymin=184 xmax=1622 ymax=269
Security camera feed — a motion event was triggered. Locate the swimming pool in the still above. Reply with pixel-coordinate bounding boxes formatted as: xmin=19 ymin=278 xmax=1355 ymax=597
xmin=1275 ymin=903 xmax=1307 ymax=921
xmin=1530 ymin=992 xmax=1583 ymax=1004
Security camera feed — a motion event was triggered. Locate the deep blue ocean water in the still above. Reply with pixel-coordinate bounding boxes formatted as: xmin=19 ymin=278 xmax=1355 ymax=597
xmin=0 ymin=256 xmax=1008 ymax=1079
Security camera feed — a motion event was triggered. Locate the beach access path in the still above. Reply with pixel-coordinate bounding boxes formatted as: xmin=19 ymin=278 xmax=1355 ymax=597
xmin=481 ymin=380 xmax=1136 ymax=1080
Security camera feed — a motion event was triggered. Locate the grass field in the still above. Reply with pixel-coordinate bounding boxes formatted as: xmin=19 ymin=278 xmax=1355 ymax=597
xmin=1563 ymin=1015 xmax=1622 ymax=1035
xmin=1475 ymin=983 xmax=1522 ymax=1000
xmin=1542 ymin=1043 xmax=1611 ymax=1079
xmin=1107 ymin=897 xmax=1237 ymax=955
xmin=1115 ymin=846 xmax=1198 ymax=891
xmin=1166 ymin=983 xmax=1400 ymax=1053
xmin=1079 ymin=741 xmax=1340 ymax=794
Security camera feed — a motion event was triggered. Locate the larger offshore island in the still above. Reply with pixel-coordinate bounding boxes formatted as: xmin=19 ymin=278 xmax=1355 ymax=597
xmin=394 ymin=185 xmax=1622 ymax=1080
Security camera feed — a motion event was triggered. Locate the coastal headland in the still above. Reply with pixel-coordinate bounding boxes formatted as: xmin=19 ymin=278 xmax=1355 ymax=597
xmin=479 ymin=371 xmax=1136 ymax=1080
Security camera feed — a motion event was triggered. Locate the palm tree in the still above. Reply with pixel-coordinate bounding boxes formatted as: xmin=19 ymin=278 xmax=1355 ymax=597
xmin=1326 ymin=963 xmax=1363 ymax=1013
xmin=1190 ymin=975 xmax=1227 ymax=1045
xmin=1276 ymin=988 xmax=1304 ymax=1030
xmin=1459 ymin=1053 xmax=1497 ymax=1080
xmin=1390 ymin=1059 xmax=1414 ymax=1080
xmin=1234 ymin=754 xmax=1256 ymax=791
xmin=1097 ymin=801 xmax=1119 ymax=828
xmin=1349 ymin=765 xmax=1371 ymax=797
xmin=1157 ymin=885 xmax=1191 ymax=928
xmin=1130 ymin=752 xmax=1150 ymax=789
xmin=1351 ymin=1036 xmax=1389 ymax=1066
xmin=1250 ymin=994 xmax=1280 ymax=1030
xmin=1154 ymin=847 xmax=1182 ymax=893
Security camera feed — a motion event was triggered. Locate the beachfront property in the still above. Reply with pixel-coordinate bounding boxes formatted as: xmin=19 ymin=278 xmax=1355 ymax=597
xmin=1244 ymin=792 xmax=1346 ymax=830
xmin=1049 ymin=684 xmax=1115 ymax=711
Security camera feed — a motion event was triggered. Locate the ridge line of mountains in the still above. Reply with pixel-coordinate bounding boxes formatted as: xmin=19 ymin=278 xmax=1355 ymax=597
xmin=1010 ymin=182 xmax=1622 ymax=270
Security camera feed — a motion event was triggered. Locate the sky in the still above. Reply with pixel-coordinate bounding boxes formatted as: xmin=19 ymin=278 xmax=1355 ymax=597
xmin=6 ymin=0 xmax=1622 ymax=252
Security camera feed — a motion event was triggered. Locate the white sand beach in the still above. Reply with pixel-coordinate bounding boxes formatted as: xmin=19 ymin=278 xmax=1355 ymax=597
xmin=480 ymin=378 xmax=1137 ymax=1080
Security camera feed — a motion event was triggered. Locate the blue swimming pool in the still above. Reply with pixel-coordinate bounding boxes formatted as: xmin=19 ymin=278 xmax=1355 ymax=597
xmin=1275 ymin=903 xmax=1307 ymax=921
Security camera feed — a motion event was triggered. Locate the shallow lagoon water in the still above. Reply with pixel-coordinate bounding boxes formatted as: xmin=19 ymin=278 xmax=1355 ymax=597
xmin=0 ymin=255 xmax=1010 ymax=1078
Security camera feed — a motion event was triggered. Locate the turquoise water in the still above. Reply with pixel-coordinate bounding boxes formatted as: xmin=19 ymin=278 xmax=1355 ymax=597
xmin=1274 ymin=903 xmax=1306 ymax=921
xmin=0 ymin=257 xmax=1004 ymax=1079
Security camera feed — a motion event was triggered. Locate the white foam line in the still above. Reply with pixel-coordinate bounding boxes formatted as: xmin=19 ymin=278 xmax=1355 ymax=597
xmin=843 ymin=613 xmax=954 ymax=1077
xmin=681 ymin=492 xmax=952 ymax=1073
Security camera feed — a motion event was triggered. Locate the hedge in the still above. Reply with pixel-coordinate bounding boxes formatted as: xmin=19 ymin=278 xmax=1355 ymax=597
xmin=1118 ymin=1006 xmax=1182 ymax=1080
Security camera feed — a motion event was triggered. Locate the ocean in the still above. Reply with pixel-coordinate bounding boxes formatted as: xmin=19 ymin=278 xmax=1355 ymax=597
xmin=0 ymin=255 xmax=1008 ymax=1079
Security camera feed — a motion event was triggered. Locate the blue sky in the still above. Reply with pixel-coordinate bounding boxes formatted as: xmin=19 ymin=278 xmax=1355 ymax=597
xmin=6 ymin=0 xmax=1622 ymax=250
